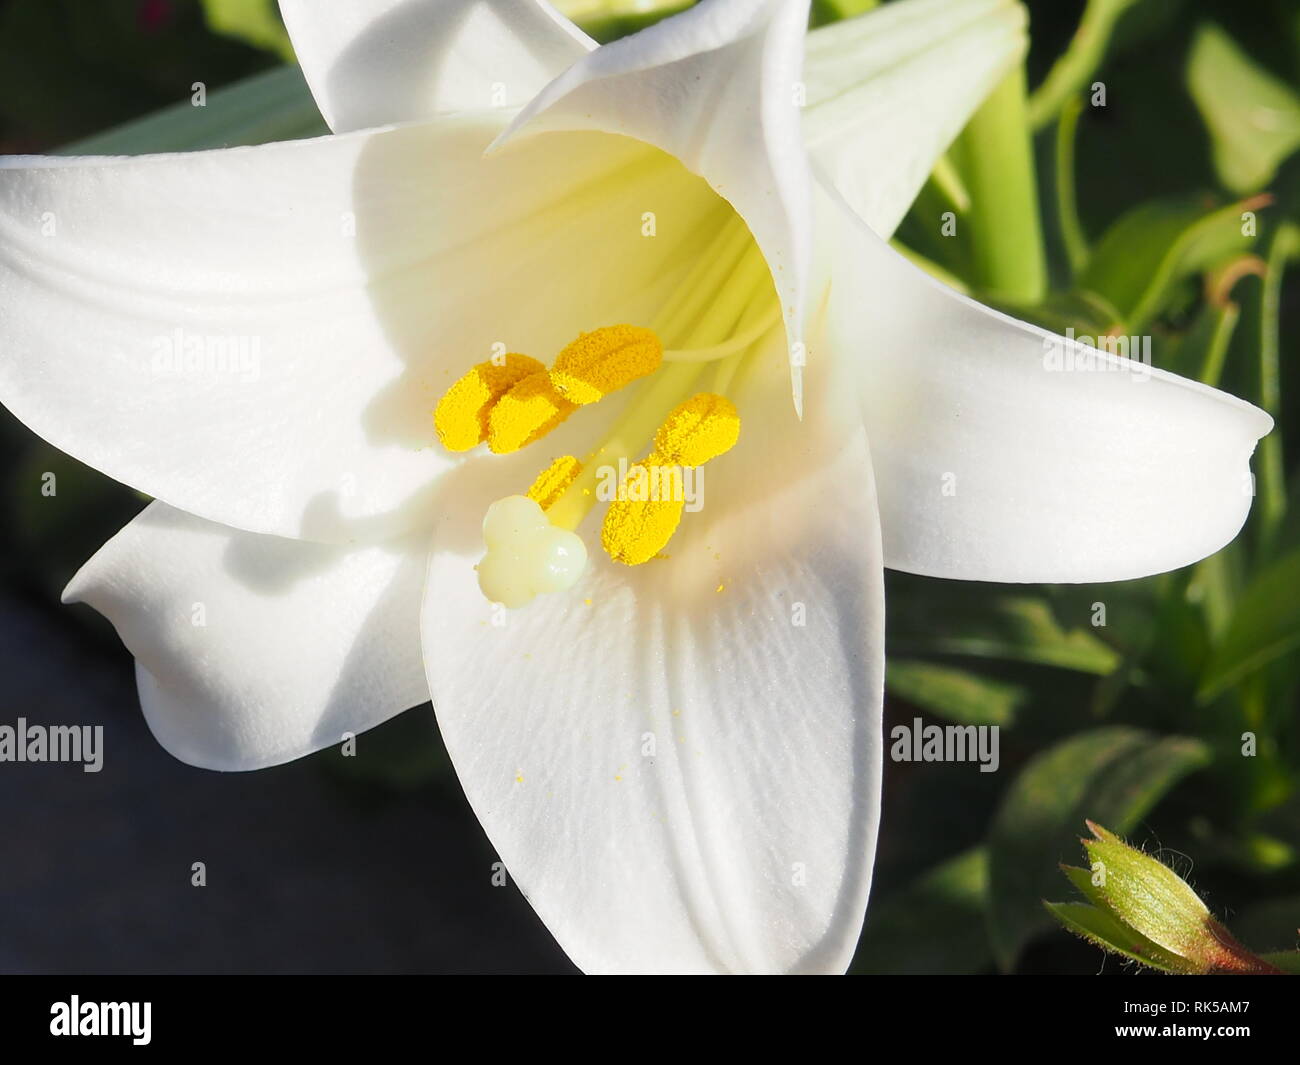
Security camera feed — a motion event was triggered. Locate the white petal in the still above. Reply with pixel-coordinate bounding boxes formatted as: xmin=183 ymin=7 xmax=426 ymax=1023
xmin=497 ymin=0 xmax=814 ymax=344
xmin=278 ymin=0 xmax=593 ymax=132
xmin=0 ymin=116 xmax=725 ymax=542
xmin=63 ymin=502 xmax=429 ymax=771
xmin=803 ymin=0 xmax=1027 ymax=238
xmin=0 ymin=155 xmax=120 ymax=168
xmin=817 ymin=184 xmax=1272 ymax=582
xmin=422 ymin=326 xmax=883 ymax=973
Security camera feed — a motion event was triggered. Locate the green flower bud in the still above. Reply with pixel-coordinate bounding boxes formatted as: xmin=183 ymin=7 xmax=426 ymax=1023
xmin=1045 ymin=821 xmax=1288 ymax=974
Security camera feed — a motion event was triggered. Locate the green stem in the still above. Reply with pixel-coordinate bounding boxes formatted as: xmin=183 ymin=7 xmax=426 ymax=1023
xmin=952 ymin=65 xmax=1048 ymax=303
xmin=1053 ymin=95 xmax=1089 ymax=278
xmin=890 ymin=241 xmax=970 ymax=294
xmin=1255 ymin=222 xmax=1299 ymax=555
xmin=1028 ymin=0 xmax=1138 ymax=132
xmin=1198 ymin=301 xmax=1240 ymax=389
xmin=929 ymin=153 xmax=972 ymax=215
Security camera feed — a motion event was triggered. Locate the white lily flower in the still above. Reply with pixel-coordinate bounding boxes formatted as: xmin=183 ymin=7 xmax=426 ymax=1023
xmin=0 ymin=0 xmax=1270 ymax=974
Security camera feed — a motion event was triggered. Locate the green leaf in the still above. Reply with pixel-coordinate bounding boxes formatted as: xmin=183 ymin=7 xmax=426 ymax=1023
xmin=1260 ymin=951 xmax=1300 ymax=973
xmin=1199 ymin=547 xmax=1300 ymax=701
xmin=201 ymin=0 xmax=295 ymax=63
xmin=980 ymin=288 xmax=1122 ymax=340
xmin=1027 ymin=0 xmax=1140 ymax=132
xmin=886 ymin=577 xmax=1120 ymax=675
xmin=886 ymin=659 xmax=1026 ymax=727
xmin=853 ymin=848 xmax=991 ymax=974
xmin=1163 ymin=292 xmax=1242 ymax=388
xmin=62 ymin=64 xmax=326 ymax=155
xmin=1044 ymin=900 xmax=1193 ymax=973
xmin=1196 ymin=829 xmax=1296 ymax=875
xmin=1078 ymin=195 xmax=1262 ymax=332
xmin=1187 ymin=23 xmax=1300 ymax=195
xmin=986 ymin=728 xmax=1210 ymax=969
xmin=1231 ymin=895 xmax=1300 ymax=953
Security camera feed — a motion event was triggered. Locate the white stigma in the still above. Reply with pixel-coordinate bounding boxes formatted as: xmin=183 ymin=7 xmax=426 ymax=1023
xmin=478 ymin=495 xmax=588 ymax=609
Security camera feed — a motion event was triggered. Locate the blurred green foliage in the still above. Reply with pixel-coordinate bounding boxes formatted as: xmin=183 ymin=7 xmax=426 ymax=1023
xmin=0 ymin=0 xmax=276 ymax=149
xmin=2 ymin=0 xmax=1299 ymax=974
xmin=881 ymin=0 xmax=1300 ymax=975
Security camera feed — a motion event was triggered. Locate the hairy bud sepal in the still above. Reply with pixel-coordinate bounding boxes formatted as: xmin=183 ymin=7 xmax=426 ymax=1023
xmin=1045 ymin=821 xmax=1288 ymax=974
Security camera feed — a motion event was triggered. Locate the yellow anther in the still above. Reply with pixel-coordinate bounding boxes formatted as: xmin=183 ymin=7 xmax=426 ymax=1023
xmin=527 ymin=455 xmax=583 ymax=511
xmin=651 ymin=392 xmax=741 ymax=467
xmin=596 ymin=393 xmax=741 ymax=566
xmin=549 ymin=325 xmax=663 ymax=406
xmin=434 ymin=353 xmax=546 ymax=452
xmin=601 ymin=462 xmax=685 ymax=566
xmin=487 ymin=372 xmax=577 ymax=454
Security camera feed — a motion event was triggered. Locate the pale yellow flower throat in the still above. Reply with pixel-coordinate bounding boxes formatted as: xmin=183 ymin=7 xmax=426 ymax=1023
xmin=433 ymin=213 xmax=779 ymax=608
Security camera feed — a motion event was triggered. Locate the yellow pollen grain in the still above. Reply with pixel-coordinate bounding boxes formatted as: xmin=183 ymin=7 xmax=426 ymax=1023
xmin=596 ymin=392 xmax=742 ymax=567
xmin=433 ymin=353 xmax=545 ymax=451
xmin=526 ymin=455 xmax=583 ymax=511
xmin=487 ymin=371 xmax=577 ymax=454
xmin=601 ymin=462 xmax=685 ymax=566
xmin=549 ymin=325 xmax=663 ymax=406
xmin=652 ymin=392 xmax=741 ymax=467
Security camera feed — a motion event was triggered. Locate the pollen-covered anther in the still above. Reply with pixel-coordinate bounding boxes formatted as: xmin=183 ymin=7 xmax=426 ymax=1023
xmin=433 ymin=353 xmax=546 ymax=451
xmin=601 ymin=462 xmax=686 ymax=566
xmin=653 ymin=392 xmax=741 ymax=466
xmin=599 ymin=393 xmax=741 ymax=567
xmin=487 ymin=372 xmax=577 ymax=454
xmin=527 ymin=455 xmax=584 ymax=511
xmin=549 ymin=325 xmax=663 ymax=406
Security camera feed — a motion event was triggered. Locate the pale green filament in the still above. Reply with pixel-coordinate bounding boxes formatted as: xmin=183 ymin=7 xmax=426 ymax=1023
xmin=546 ymin=225 xmax=775 ymax=533
xmin=662 ymin=299 xmax=781 ymax=362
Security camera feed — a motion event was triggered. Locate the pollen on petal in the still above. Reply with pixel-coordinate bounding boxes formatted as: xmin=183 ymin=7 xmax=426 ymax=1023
xmin=601 ymin=462 xmax=685 ymax=566
xmin=434 ymin=353 xmax=546 ymax=451
xmin=527 ymin=455 xmax=583 ymax=511
xmin=549 ymin=325 xmax=662 ymax=406
xmin=488 ymin=371 xmax=577 ymax=454
xmin=652 ymin=392 xmax=741 ymax=467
